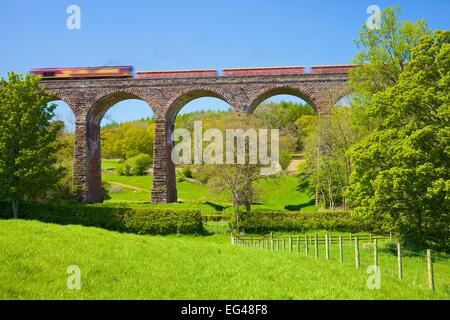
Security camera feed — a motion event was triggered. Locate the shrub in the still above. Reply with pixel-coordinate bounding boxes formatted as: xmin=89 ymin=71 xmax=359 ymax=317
xmin=181 ymin=165 xmax=193 ymax=179
xmin=0 ymin=202 xmax=203 ymax=235
xmin=116 ymin=154 xmax=152 ymax=176
xmin=232 ymin=210 xmax=369 ymax=233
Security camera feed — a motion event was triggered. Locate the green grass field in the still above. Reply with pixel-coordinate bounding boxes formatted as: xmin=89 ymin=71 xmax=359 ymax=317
xmin=0 ymin=220 xmax=448 ymax=300
xmin=1 ymin=161 xmax=447 ymax=300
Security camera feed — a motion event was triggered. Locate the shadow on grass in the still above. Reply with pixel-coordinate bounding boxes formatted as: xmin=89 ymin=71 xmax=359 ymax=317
xmin=204 ymin=201 xmax=227 ymax=212
xmin=284 ymin=198 xmax=316 ymax=212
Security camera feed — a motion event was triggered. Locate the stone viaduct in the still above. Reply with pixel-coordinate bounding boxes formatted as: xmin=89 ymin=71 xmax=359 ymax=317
xmin=41 ymin=65 xmax=353 ymax=204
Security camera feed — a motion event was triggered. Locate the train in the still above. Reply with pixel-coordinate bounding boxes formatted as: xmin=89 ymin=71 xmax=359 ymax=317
xmin=30 ymin=66 xmax=133 ymax=79
xmin=30 ymin=65 xmax=356 ymax=80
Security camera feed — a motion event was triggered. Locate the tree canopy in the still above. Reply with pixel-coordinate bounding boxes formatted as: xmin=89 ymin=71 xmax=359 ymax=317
xmin=347 ymin=30 xmax=450 ymax=249
xmin=0 ymin=73 xmax=65 ymax=217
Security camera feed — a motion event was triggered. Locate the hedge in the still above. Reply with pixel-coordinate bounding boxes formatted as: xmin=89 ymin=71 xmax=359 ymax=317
xmin=233 ymin=210 xmax=370 ymax=233
xmin=0 ymin=202 xmax=203 ymax=235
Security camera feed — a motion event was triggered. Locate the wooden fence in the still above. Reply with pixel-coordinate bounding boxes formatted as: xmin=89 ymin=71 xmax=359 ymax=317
xmin=231 ymin=232 xmax=450 ymax=292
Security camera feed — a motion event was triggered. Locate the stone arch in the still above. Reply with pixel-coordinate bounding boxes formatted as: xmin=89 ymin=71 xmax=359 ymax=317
xmin=45 ymin=91 xmax=79 ymax=118
xmin=333 ymin=85 xmax=355 ymax=107
xmin=80 ymin=89 xmax=156 ymax=204
xmin=164 ymin=86 xmax=234 ymax=123
xmin=87 ymin=89 xmax=156 ymax=125
xmin=246 ymin=85 xmax=319 ymax=114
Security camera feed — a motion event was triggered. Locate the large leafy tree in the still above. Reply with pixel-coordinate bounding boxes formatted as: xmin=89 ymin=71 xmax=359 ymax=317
xmin=350 ymin=6 xmax=430 ymax=135
xmin=347 ymin=31 xmax=450 ymax=249
xmin=0 ymin=72 xmax=65 ymax=218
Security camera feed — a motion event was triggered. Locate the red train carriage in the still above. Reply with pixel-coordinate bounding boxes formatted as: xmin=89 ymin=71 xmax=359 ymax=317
xmin=310 ymin=65 xmax=356 ymax=74
xmin=30 ymin=66 xmax=133 ymax=79
xmin=136 ymin=69 xmax=218 ymax=79
xmin=222 ymin=66 xmax=305 ymax=77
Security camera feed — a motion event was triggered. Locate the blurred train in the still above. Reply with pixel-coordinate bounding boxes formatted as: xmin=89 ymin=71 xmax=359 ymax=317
xmin=30 ymin=66 xmax=133 ymax=79
xmin=30 ymin=65 xmax=356 ymax=80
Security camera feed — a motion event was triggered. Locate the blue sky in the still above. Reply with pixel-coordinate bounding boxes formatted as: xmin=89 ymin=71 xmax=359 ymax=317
xmin=1 ymin=0 xmax=449 ymax=130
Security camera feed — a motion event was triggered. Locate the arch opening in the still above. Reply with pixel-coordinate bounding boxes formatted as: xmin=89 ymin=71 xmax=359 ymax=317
xmin=169 ymin=94 xmax=234 ymax=208
xmin=166 ymin=89 xmax=232 ymax=124
xmin=87 ymin=93 xmax=155 ymax=204
xmin=248 ymin=87 xmax=319 ymax=115
xmin=49 ymin=100 xmax=76 ymax=178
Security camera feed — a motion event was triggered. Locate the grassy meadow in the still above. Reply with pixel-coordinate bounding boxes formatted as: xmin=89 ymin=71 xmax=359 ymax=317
xmin=0 ymin=159 xmax=448 ymax=300
xmin=0 ymin=220 xmax=448 ymax=300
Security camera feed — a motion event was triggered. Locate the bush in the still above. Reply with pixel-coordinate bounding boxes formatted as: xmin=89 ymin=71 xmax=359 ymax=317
xmin=0 ymin=202 xmax=203 ymax=235
xmin=181 ymin=166 xmax=193 ymax=179
xmin=233 ymin=210 xmax=369 ymax=233
xmin=116 ymin=154 xmax=152 ymax=176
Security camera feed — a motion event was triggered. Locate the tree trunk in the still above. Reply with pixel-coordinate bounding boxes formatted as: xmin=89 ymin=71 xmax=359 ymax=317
xmin=244 ymin=201 xmax=251 ymax=213
xmin=12 ymin=199 xmax=19 ymax=219
xmin=234 ymin=203 xmax=240 ymax=235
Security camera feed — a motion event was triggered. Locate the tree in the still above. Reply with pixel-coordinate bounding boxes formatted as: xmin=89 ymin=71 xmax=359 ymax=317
xmin=299 ymin=107 xmax=356 ymax=210
xmin=347 ymin=31 xmax=450 ymax=250
xmin=205 ymin=114 xmax=263 ymax=233
xmin=350 ymin=6 xmax=430 ymax=134
xmin=0 ymin=73 xmax=65 ymax=218
xmin=254 ymin=101 xmax=315 ymax=151
xmin=299 ymin=7 xmax=431 ymax=210
xmin=101 ymin=120 xmax=154 ymax=160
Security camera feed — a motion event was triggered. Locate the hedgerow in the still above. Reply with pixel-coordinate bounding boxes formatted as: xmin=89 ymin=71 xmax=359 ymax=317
xmin=0 ymin=202 xmax=203 ymax=235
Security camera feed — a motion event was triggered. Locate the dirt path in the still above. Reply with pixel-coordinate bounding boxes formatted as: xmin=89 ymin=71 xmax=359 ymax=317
xmin=108 ymin=181 xmax=151 ymax=193
xmin=286 ymin=159 xmax=303 ymax=174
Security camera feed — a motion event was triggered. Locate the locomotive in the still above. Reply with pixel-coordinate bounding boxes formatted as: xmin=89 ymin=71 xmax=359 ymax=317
xmin=30 ymin=66 xmax=133 ymax=79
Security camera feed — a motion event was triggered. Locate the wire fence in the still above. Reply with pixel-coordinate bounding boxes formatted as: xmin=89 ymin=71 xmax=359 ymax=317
xmin=231 ymin=232 xmax=450 ymax=294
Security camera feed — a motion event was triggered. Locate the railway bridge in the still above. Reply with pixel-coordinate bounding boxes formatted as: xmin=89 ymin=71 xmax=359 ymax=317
xmin=41 ymin=65 xmax=353 ymax=204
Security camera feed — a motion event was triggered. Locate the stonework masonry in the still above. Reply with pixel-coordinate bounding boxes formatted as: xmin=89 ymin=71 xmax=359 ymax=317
xmin=41 ymin=72 xmax=351 ymax=204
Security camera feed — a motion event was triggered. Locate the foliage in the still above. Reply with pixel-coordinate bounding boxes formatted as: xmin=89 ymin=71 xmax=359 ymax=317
xmin=347 ymin=31 xmax=450 ymax=250
xmin=101 ymin=120 xmax=154 ymax=160
xmin=234 ymin=210 xmax=366 ymax=233
xmin=349 ymin=6 xmax=430 ymax=135
xmin=350 ymin=6 xmax=430 ymax=96
xmin=0 ymin=72 xmax=65 ymax=218
xmin=254 ymin=101 xmax=315 ymax=151
xmin=0 ymin=201 xmax=203 ymax=235
xmin=299 ymin=107 xmax=357 ymax=210
xmin=116 ymin=153 xmax=152 ymax=176
xmin=181 ymin=165 xmax=193 ymax=179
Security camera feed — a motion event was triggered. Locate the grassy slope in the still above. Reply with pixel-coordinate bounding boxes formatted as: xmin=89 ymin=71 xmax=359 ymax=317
xmin=0 ymin=220 xmax=448 ymax=300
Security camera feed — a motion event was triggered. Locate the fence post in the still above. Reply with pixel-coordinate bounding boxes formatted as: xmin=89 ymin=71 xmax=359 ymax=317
xmin=315 ymin=234 xmax=319 ymax=258
xmin=271 ymin=238 xmax=274 ymax=251
xmin=397 ymin=242 xmax=403 ymax=280
xmin=277 ymin=239 xmax=280 ymax=251
xmin=305 ymin=235 xmax=309 ymax=256
xmin=283 ymin=238 xmax=286 ymax=251
xmin=325 ymin=234 xmax=330 ymax=260
xmin=339 ymin=236 xmax=343 ymax=263
xmin=355 ymin=237 xmax=360 ymax=269
xmin=349 ymin=233 xmax=352 ymax=244
xmin=289 ymin=236 xmax=292 ymax=253
xmin=231 ymin=233 xmax=234 ymax=245
xmin=297 ymin=236 xmax=300 ymax=254
xmin=374 ymin=239 xmax=378 ymax=267
xmin=427 ymin=249 xmax=434 ymax=291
